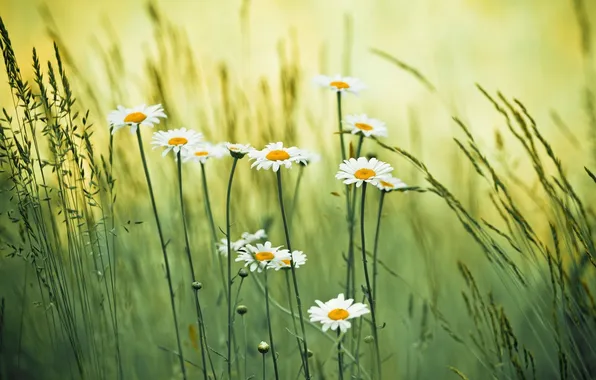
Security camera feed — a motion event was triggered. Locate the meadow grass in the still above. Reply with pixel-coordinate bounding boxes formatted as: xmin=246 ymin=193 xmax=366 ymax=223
xmin=0 ymin=3 xmax=595 ymax=380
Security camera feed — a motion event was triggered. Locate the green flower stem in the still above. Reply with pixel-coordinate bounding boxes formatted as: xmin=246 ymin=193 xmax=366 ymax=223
xmin=337 ymin=329 xmax=344 ymax=380
xmin=359 ymin=183 xmax=381 ymax=380
xmin=225 ymin=157 xmax=239 ymax=380
xmin=264 ymin=269 xmax=280 ymax=380
xmin=275 ymin=170 xmax=311 ymax=379
xmin=372 ymin=191 xmax=386 ymax=304
xmin=337 ymin=91 xmax=346 ymax=161
xmin=200 ymin=162 xmax=228 ymax=303
xmin=135 ymin=128 xmax=186 ymax=380
xmin=262 ymin=352 xmax=267 ymax=380
xmin=193 ymin=287 xmax=216 ymax=380
xmin=284 ymin=271 xmax=306 ymax=372
xmin=176 ymin=151 xmax=208 ymax=380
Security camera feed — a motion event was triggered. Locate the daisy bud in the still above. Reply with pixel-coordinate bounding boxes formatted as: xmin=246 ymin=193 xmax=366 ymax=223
xmin=238 ymin=268 xmax=249 ymax=278
xmin=236 ymin=305 xmax=248 ymax=315
xmin=257 ymin=341 xmax=270 ymax=354
xmin=364 ymin=335 xmax=374 ymax=344
xmin=307 ymin=349 xmax=314 ymax=358
xmin=192 ymin=281 xmax=203 ymax=290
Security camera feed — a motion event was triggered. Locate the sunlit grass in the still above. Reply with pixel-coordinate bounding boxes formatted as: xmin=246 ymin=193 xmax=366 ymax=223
xmin=0 ymin=3 xmax=595 ymax=380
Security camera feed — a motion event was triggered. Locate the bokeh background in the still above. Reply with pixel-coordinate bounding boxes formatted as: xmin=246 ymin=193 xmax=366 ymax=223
xmin=0 ymin=0 xmax=595 ymax=379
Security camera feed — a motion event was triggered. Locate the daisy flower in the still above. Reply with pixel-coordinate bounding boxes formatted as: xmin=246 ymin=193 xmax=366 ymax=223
xmin=313 ymin=74 xmax=365 ymax=95
xmin=335 ymin=157 xmax=393 ymax=187
xmin=108 ymin=104 xmax=167 ymax=134
xmin=375 ymin=176 xmax=408 ymax=192
xmin=308 ymin=293 xmax=370 ymax=333
xmin=296 ymin=149 xmax=321 ymax=167
xmin=272 ymin=250 xmax=307 ymax=271
xmin=182 ymin=142 xmax=227 ymax=163
xmin=344 ymin=114 xmax=388 ymax=138
xmin=236 ymin=241 xmax=290 ymax=272
xmin=226 ymin=143 xmax=253 ymax=159
xmin=248 ymin=142 xmax=306 ymax=172
xmin=151 ymin=128 xmax=203 ymax=157
xmin=217 ymin=229 xmax=268 ymax=256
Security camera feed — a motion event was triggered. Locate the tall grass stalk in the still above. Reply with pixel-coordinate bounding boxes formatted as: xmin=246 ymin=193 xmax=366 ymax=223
xmin=372 ymin=191 xmax=386 ymax=303
xmin=359 ymin=183 xmax=381 ymax=379
xmin=134 ymin=127 xmax=186 ymax=379
xmin=275 ymin=170 xmax=311 ymax=379
xmin=225 ymin=157 xmax=239 ymax=380
xmin=176 ymin=151 xmax=208 ymax=380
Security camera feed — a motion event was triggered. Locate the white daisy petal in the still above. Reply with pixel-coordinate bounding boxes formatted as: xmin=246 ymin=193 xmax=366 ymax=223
xmin=235 ymin=241 xmax=290 ymax=272
xmin=182 ymin=142 xmax=227 ymax=164
xmin=248 ymin=142 xmax=307 ymax=172
xmin=314 ymin=74 xmax=366 ymax=95
xmin=151 ymin=128 xmax=203 ymax=158
xmin=108 ymin=103 xmax=167 ymax=134
xmin=375 ymin=176 xmax=408 ymax=192
xmin=335 ymin=157 xmax=394 ymax=187
xmin=308 ymin=293 xmax=370 ymax=333
xmin=343 ymin=114 xmax=388 ymax=138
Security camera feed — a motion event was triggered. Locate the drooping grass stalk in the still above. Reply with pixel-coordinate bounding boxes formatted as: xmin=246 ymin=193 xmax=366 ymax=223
xmin=135 ymin=127 xmax=186 ymax=379
xmin=264 ymin=269 xmax=280 ymax=380
xmin=225 ymin=157 xmax=239 ymax=380
xmin=200 ymin=162 xmax=228 ymax=301
xmin=359 ymin=183 xmax=381 ymax=379
xmin=337 ymin=330 xmax=344 ymax=380
xmin=177 ymin=151 xmax=208 ymax=380
xmin=275 ymin=170 xmax=311 ymax=379
xmin=372 ymin=191 xmax=386 ymax=303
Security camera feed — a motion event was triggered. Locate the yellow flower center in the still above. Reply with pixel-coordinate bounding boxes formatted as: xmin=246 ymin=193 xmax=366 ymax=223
xmin=168 ymin=137 xmax=188 ymax=146
xmin=330 ymin=81 xmax=350 ymax=89
xmin=328 ymin=308 xmax=350 ymax=320
xmin=379 ymin=180 xmax=394 ymax=188
xmin=282 ymin=259 xmax=291 ymax=266
xmin=355 ymin=122 xmax=373 ymax=131
xmin=195 ymin=151 xmax=209 ymax=157
xmin=124 ymin=112 xmax=147 ymax=123
xmin=266 ymin=150 xmax=290 ymax=161
xmin=255 ymin=252 xmax=275 ymax=261
xmin=354 ymin=168 xmax=376 ymax=180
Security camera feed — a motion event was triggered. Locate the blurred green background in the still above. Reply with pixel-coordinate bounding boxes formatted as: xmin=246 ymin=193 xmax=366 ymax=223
xmin=0 ymin=0 xmax=595 ymax=379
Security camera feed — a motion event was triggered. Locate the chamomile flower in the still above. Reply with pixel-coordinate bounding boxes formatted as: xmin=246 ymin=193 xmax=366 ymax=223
xmin=335 ymin=157 xmax=393 ymax=187
xmin=313 ymin=74 xmax=365 ymax=95
xmin=375 ymin=176 xmax=408 ymax=192
xmin=344 ymin=114 xmax=388 ymax=138
xmin=217 ymin=229 xmax=268 ymax=256
xmin=236 ymin=241 xmax=290 ymax=272
xmin=248 ymin=142 xmax=306 ymax=172
xmin=226 ymin=143 xmax=253 ymax=159
xmin=108 ymin=104 xmax=167 ymax=134
xmin=182 ymin=142 xmax=227 ymax=163
xmin=308 ymin=293 xmax=370 ymax=333
xmin=296 ymin=149 xmax=321 ymax=167
xmin=151 ymin=128 xmax=203 ymax=157
xmin=272 ymin=250 xmax=307 ymax=270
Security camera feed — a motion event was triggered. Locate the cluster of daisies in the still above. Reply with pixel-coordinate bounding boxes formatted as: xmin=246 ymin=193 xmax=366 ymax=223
xmin=106 ymin=71 xmax=413 ymax=334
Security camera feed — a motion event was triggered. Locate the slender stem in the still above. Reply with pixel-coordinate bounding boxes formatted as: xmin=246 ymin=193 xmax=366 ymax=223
xmin=192 ymin=289 xmax=209 ymax=380
xmin=288 ymin=165 xmax=305 ymax=229
xmin=264 ymin=270 xmax=280 ymax=380
xmin=196 ymin=293 xmax=218 ymax=380
xmin=275 ymin=170 xmax=311 ymax=379
xmin=177 ymin=151 xmax=208 ymax=380
xmin=242 ymin=315 xmax=248 ymax=380
xmin=200 ymin=163 xmax=228 ymax=302
xmin=359 ymin=183 xmax=381 ymax=380
xmin=337 ymin=91 xmax=346 ymax=161
xmin=284 ymin=271 xmax=306 ymax=372
xmin=135 ymin=128 xmax=186 ymax=379
xmin=347 ymin=135 xmax=365 ymax=300
xmin=262 ymin=354 xmax=266 ymax=380
xmin=372 ymin=192 xmax=386 ymax=304
xmin=337 ymin=330 xmax=344 ymax=380
xmin=225 ymin=158 xmax=239 ymax=380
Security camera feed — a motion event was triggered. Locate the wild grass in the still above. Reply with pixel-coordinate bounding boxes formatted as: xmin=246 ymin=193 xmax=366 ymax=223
xmin=0 ymin=3 xmax=595 ymax=380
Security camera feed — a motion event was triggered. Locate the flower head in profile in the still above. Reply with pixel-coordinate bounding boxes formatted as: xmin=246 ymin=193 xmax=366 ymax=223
xmin=296 ymin=150 xmax=321 ymax=167
xmin=308 ymin=293 xmax=369 ymax=333
xmin=226 ymin=143 xmax=253 ymax=159
xmin=344 ymin=114 xmax=388 ymax=138
xmin=248 ymin=142 xmax=306 ymax=172
xmin=313 ymin=74 xmax=365 ymax=95
xmin=335 ymin=157 xmax=393 ymax=187
xmin=375 ymin=176 xmax=408 ymax=192
xmin=236 ymin=241 xmax=290 ymax=272
xmin=182 ymin=142 xmax=227 ymax=163
xmin=108 ymin=104 xmax=167 ymax=134
xmin=217 ymin=229 xmax=268 ymax=257
xmin=151 ymin=128 xmax=203 ymax=157
xmin=271 ymin=250 xmax=307 ymax=271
